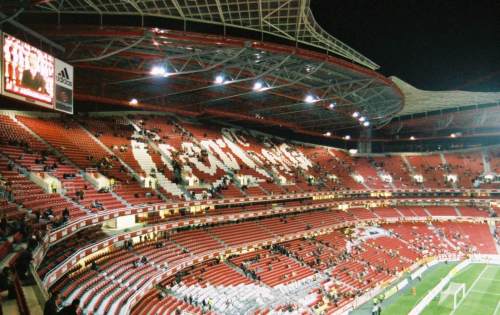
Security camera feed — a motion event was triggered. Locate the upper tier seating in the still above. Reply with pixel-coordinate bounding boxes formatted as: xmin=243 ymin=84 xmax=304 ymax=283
xmin=444 ymin=152 xmax=484 ymax=188
xmin=0 ymin=115 xmax=47 ymax=151
xmin=6 ymin=112 xmax=496 ymax=197
xmin=17 ymin=116 xmax=157 ymax=205
xmin=0 ymin=115 xmax=127 ymax=211
xmin=372 ymin=156 xmax=419 ymax=189
xmin=406 ymin=154 xmax=449 ymax=188
xmin=351 ymin=157 xmax=390 ymax=189
xmin=0 ymin=157 xmax=85 ymax=218
xmin=1 ymin=144 xmax=125 ymax=211
xmin=299 ymin=146 xmax=364 ymax=190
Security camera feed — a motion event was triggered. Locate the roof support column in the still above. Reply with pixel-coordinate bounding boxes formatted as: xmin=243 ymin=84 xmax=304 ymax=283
xmin=358 ymin=127 xmax=372 ymax=154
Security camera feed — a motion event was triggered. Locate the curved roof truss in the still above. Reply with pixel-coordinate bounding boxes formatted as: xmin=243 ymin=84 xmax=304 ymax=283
xmin=42 ymin=26 xmax=402 ymax=134
xmin=32 ymin=0 xmax=380 ymax=69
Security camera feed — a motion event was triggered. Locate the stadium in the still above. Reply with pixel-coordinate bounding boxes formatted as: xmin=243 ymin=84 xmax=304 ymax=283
xmin=0 ymin=1 xmax=499 ymax=315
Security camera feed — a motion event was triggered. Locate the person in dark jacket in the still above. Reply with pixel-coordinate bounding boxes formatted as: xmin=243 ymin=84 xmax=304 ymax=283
xmin=60 ymin=298 xmax=80 ymax=315
xmin=0 ymin=267 xmax=15 ymax=299
xmin=44 ymin=291 xmax=60 ymax=315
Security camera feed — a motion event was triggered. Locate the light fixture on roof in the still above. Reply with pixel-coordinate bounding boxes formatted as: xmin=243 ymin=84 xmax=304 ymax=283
xmin=129 ymin=98 xmax=139 ymax=106
xmin=214 ymin=74 xmax=225 ymax=84
xmin=324 ymin=131 xmax=331 ymax=137
xmin=363 ymin=121 xmax=370 ymax=127
xmin=359 ymin=116 xmax=366 ymax=122
xmin=253 ymin=81 xmax=264 ymax=91
xmin=410 ymin=136 xmax=416 ymax=140
xmin=304 ymin=94 xmax=317 ymax=103
xmin=352 ymin=111 xmax=360 ymax=118
xmin=150 ymin=66 xmax=169 ymax=77
xmin=344 ymin=135 xmax=351 ymax=140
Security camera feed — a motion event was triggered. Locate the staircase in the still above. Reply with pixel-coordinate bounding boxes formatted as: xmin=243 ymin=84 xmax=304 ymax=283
xmin=77 ymin=121 xmax=142 ymax=184
xmin=482 ymin=149 xmax=491 ymax=174
xmin=393 ymin=207 xmax=405 ymax=218
xmin=401 ymin=155 xmax=417 ymax=177
xmin=440 ymin=153 xmax=457 ymax=188
xmin=205 ymin=229 xmax=228 ymax=248
xmin=423 ymin=207 xmax=433 ymax=216
xmin=169 ymin=238 xmax=194 ymax=258
xmin=356 ymin=176 xmax=371 ymax=190
xmin=130 ymin=139 xmax=184 ymax=198
xmin=489 ymin=224 xmax=500 ymax=254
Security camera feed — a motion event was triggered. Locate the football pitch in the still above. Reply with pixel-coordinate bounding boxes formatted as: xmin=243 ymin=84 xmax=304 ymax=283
xmin=421 ymin=263 xmax=500 ymax=315
xmin=361 ymin=262 xmax=500 ymax=315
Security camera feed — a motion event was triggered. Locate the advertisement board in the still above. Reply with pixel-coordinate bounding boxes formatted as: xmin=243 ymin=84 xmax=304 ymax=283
xmin=54 ymin=58 xmax=74 ymax=114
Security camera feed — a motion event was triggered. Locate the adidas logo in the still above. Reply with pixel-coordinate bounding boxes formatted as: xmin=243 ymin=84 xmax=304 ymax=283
xmin=58 ymin=68 xmax=70 ymax=80
xmin=56 ymin=67 xmax=72 ymax=87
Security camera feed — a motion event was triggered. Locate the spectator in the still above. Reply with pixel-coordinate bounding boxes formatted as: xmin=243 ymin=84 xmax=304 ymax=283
xmin=0 ymin=267 xmax=15 ymax=299
xmin=91 ymin=261 xmax=99 ymax=271
xmin=44 ymin=290 xmax=60 ymax=315
xmin=60 ymin=298 xmax=80 ymax=315
xmin=62 ymin=208 xmax=70 ymax=222
xmin=91 ymin=200 xmax=103 ymax=210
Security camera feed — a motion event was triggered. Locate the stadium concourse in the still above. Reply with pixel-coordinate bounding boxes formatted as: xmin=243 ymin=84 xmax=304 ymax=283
xmin=0 ymin=1 xmax=499 ymax=315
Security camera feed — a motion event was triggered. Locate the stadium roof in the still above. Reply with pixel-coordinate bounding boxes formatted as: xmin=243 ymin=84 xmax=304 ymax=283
xmin=24 ymin=25 xmax=403 ymax=135
xmin=31 ymin=0 xmax=379 ymax=70
xmin=4 ymin=0 xmax=409 ymax=136
xmin=392 ymin=76 xmax=500 ymax=117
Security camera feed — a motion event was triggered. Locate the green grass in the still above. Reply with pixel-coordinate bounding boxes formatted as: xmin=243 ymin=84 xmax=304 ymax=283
xmin=422 ymin=264 xmax=500 ymax=315
xmin=381 ymin=262 xmax=457 ymax=315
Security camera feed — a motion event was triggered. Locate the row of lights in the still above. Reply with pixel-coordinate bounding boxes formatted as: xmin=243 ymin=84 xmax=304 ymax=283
xmin=322 ymin=132 xmax=352 ymax=140
xmin=148 ymin=68 xmax=371 ymax=134
xmin=323 ymin=132 xmax=351 ymax=140
xmin=215 ymin=74 xmax=269 ymax=92
xmin=352 ymin=111 xmax=370 ymax=127
xmin=408 ymin=133 xmax=460 ymax=141
xmin=150 ymin=66 xmax=170 ymax=77
xmin=151 ymin=69 xmax=362 ymax=127
xmin=128 ymin=66 xmax=173 ymax=105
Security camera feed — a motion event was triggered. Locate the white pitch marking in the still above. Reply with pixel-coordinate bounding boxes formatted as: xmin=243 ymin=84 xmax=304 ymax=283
xmin=470 ymin=290 xmax=500 ymax=297
xmin=493 ymin=301 xmax=500 ymax=315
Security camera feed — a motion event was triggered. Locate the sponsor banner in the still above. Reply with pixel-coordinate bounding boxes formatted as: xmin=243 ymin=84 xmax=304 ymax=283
xmin=54 ymin=58 xmax=74 ymax=114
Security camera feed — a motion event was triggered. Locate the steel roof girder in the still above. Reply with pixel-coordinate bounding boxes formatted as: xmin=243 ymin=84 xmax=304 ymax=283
xmin=33 ymin=0 xmax=379 ymax=69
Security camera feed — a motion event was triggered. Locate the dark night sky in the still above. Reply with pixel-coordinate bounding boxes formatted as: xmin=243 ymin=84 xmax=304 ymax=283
xmin=311 ymin=0 xmax=500 ymax=92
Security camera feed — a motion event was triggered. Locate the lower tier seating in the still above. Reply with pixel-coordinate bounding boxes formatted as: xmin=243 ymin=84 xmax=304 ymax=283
xmin=45 ymin=215 xmax=497 ymax=315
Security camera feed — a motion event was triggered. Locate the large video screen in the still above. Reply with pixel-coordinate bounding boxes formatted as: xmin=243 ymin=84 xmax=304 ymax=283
xmin=3 ymin=33 xmax=55 ymax=105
